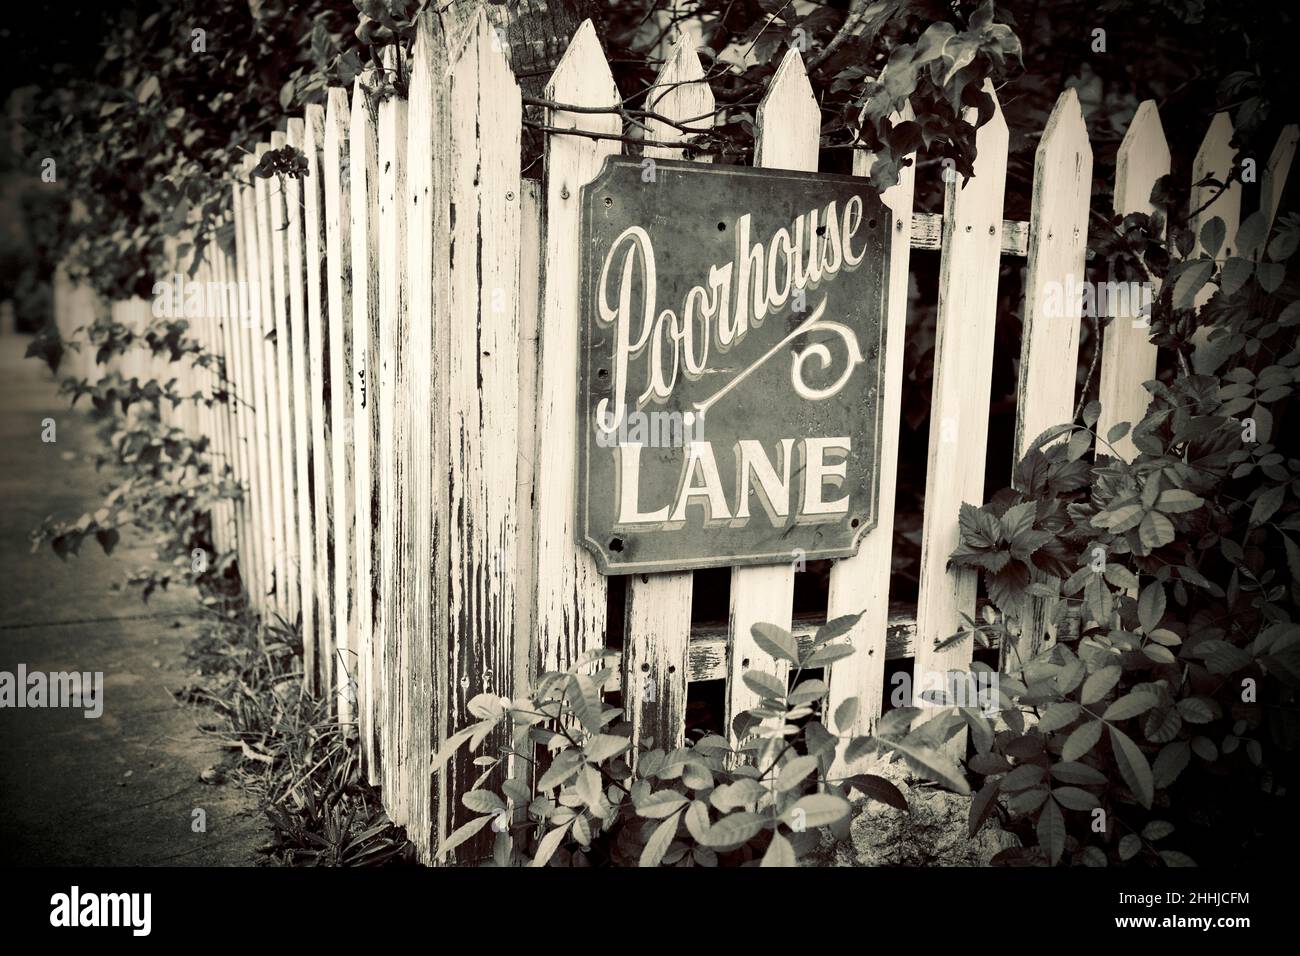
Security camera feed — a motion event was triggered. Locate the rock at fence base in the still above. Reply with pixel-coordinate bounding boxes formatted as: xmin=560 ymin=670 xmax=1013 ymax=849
xmin=815 ymin=756 xmax=1018 ymax=867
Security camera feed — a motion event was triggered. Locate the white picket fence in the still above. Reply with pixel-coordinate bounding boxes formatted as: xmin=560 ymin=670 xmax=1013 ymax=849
xmin=52 ymin=9 xmax=1298 ymax=865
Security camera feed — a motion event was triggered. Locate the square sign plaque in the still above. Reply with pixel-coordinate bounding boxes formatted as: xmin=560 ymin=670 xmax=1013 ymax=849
xmin=575 ymin=157 xmax=892 ymax=575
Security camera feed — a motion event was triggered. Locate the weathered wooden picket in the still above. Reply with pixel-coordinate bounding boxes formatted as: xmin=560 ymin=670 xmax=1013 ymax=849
xmin=51 ymin=8 xmax=1299 ymax=865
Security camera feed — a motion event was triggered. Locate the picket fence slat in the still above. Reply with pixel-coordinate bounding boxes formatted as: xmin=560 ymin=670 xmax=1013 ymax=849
xmin=285 ymin=117 xmax=317 ymax=684
xmin=270 ymin=129 xmax=303 ymax=631
xmin=1097 ymin=99 xmax=1169 ymax=463
xmin=1190 ymin=112 xmax=1240 ymax=375
xmin=825 ymin=106 xmax=917 ymax=758
xmin=214 ymin=231 xmax=243 ymax=561
xmin=621 ymin=31 xmax=712 ymax=754
xmin=237 ymin=156 xmax=275 ymax=613
xmin=253 ymin=142 xmax=292 ymax=621
xmin=305 ymin=104 xmax=337 ymax=701
xmin=532 ymin=19 xmax=616 ymax=674
xmin=376 ymin=50 xmax=409 ymax=825
xmin=723 ymin=47 xmax=817 ymax=750
xmin=512 ymin=177 xmax=543 ymax=814
xmin=1010 ymin=88 xmax=1093 ymax=661
xmin=1015 ymin=88 xmax=1092 ymax=459
xmin=227 ymin=181 xmax=261 ymax=607
xmin=403 ymin=11 xmax=446 ymax=863
xmin=349 ymin=72 xmax=383 ymax=783
xmin=1262 ymin=124 xmax=1300 ymax=237
xmin=324 ymin=88 xmax=357 ymax=728
xmin=912 ymin=82 xmax=1009 ymax=719
xmin=442 ymin=9 xmax=523 ymax=861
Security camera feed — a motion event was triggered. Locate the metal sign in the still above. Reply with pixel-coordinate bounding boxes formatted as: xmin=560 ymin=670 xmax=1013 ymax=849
xmin=575 ymin=157 xmax=892 ymax=575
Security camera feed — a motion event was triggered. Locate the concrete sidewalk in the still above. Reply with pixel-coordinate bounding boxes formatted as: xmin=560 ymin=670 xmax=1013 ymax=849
xmin=0 ymin=332 xmax=264 ymax=865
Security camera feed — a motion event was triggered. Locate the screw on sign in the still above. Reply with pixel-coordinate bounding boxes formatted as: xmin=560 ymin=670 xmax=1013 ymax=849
xmin=575 ymin=158 xmax=892 ymax=575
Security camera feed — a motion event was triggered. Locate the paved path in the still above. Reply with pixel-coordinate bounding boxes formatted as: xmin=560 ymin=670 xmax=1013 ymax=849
xmin=0 ymin=332 xmax=264 ymax=865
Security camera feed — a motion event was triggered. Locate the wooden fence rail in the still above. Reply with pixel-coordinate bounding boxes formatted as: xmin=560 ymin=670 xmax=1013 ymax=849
xmin=50 ymin=8 xmax=1299 ymax=865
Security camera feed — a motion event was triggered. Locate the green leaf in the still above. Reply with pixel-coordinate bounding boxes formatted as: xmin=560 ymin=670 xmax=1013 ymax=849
xmin=751 ymin=623 xmax=799 ymax=665
xmin=814 ymin=612 xmax=863 ymax=644
xmin=777 ymin=755 xmax=818 ymax=792
xmin=880 ymin=739 xmax=970 ymax=795
xmin=1219 ymin=256 xmax=1254 ymax=296
xmin=1199 ymin=216 xmax=1225 ymax=257
xmin=1119 ymin=833 xmax=1142 ymax=861
xmin=1143 ymin=820 xmax=1175 ymax=841
xmin=761 ymin=831 xmax=797 ymax=867
xmin=1138 ymin=511 xmax=1176 ymax=551
xmin=1103 ymin=691 xmax=1158 ymax=722
xmin=1172 ymin=258 xmax=1215 ymax=309
xmin=788 ymin=679 xmax=829 ymax=706
xmin=1175 ymin=697 xmax=1217 ymax=723
xmin=462 ymin=789 xmax=505 ymax=814
xmin=1143 ymin=644 xmax=1177 ymax=665
xmin=635 ymin=789 xmax=689 ymax=819
xmin=806 ymin=642 xmax=856 ymax=667
xmin=1037 ymin=797 xmax=1066 ymax=865
xmin=1062 ymin=720 xmax=1104 ymax=761
xmin=968 ymin=780 xmax=999 ymax=837
xmin=529 ymin=821 xmax=572 ymax=867
xmin=566 ymin=673 xmax=603 ymax=734
xmin=1051 ymin=760 xmax=1108 ymax=785
xmin=1156 ymin=489 xmax=1204 ymax=513
xmin=849 ymin=774 xmax=908 ymax=812
xmin=1038 ymin=701 xmax=1082 ymax=732
xmin=1000 ymin=763 xmax=1046 ymax=792
xmin=638 ymin=812 xmax=681 ymax=867
xmin=441 ymin=814 xmax=496 ymax=859
xmin=1063 ymin=427 xmax=1092 ymax=463
xmin=782 ymin=793 xmax=851 ymax=829
xmin=709 ymin=778 xmax=764 ymax=812
xmin=701 ymin=811 xmax=765 ymax=848
xmin=833 ymin=696 xmax=860 ymax=732
xmin=1148 ymin=628 xmax=1182 ymax=646
xmin=584 ymin=733 xmax=630 ymax=764
xmin=1250 ymin=484 xmax=1286 ymax=526
xmin=742 ymin=669 xmax=785 ymax=700
xmin=431 ymin=722 xmax=489 ymax=775
xmin=1052 ymin=786 xmax=1100 ymax=811
xmin=1109 ymin=725 xmax=1155 ymax=808
xmin=1234 ymin=210 xmax=1268 ymax=257
xmin=1153 ymin=741 xmax=1191 ymax=787
xmin=1080 ymin=666 xmax=1121 ymax=705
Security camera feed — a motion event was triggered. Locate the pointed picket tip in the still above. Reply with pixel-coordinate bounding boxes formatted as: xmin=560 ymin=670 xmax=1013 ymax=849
xmin=325 ymin=88 xmax=349 ymax=135
xmin=1262 ymin=124 xmax=1300 ymax=230
xmin=449 ymin=3 xmax=518 ymax=91
xmin=1114 ymin=100 xmax=1169 ymax=215
xmin=409 ymin=6 xmax=449 ymax=91
xmin=759 ymin=45 xmax=815 ymax=114
xmin=1037 ymin=87 xmax=1090 ymax=163
xmin=975 ymin=79 xmax=1008 ymax=142
xmin=285 ymin=118 xmax=304 ymax=153
xmin=545 ymin=19 xmax=618 ymax=108
xmin=649 ymin=30 xmax=710 ymax=109
xmin=655 ymin=30 xmax=707 ymax=92
xmin=643 ymin=30 xmax=713 ymax=161
xmin=1194 ymin=111 xmax=1235 ymax=170
xmin=350 ymin=69 xmax=378 ymax=127
xmin=756 ymin=46 xmax=818 ymax=169
xmin=271 ymin=130 xmax=286 ymax=149
xmin=304 ymin=103 xmax=326 ymax=153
